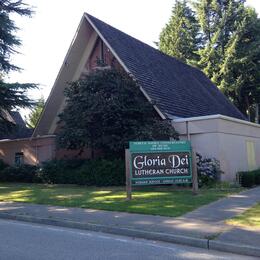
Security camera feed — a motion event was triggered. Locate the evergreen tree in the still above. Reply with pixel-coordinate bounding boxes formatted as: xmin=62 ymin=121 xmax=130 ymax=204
xmin=0 ymin=0 xmax=36 ymax=133
xmin=159 ymin=0 xmax=201 ymax=63
xmin=218 ymin=7 xmax=260 ymax=117
xmin=0 ymin=81 xmax=35 ymax=133
xmin=58 ymin=69 xmax=178 ymax=158
xmin=195 ymin=0 xmax=260 ymax=117
xmin=195 ymin=0 xmax=246 ymax=81
xmin=26 ymin=96 xmax=45 ymax=128
xmin=160 ymin=0 xmax=260 ymax=119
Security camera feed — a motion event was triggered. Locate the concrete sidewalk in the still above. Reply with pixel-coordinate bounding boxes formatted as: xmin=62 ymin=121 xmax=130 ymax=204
xmin=0 ymin=187 xmax=259 ymax=257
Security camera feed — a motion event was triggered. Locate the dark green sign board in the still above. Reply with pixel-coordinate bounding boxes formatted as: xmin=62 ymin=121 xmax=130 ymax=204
xmin=129 ymin=141 xmax=192 ymax=186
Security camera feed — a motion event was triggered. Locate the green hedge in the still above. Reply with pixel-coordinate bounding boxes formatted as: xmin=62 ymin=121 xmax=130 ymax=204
xmin=0 ymin=164 xmax=38 ymax=183
xmin=238 ymin=169 xmax=260 ymax=188
xmin=0 ymin=159 xmax=8 ymax=172
xmin=255 ymin=171 xmax=260 ymax=185
xmin=38 ymin=159 xmax=86 ymax=184
xmin=0 ymin=159 xmax=125 ymax=186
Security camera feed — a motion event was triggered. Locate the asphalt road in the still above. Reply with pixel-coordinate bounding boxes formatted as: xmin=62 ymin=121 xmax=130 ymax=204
xmin=0 ymin=219 xmax=256 ymax=260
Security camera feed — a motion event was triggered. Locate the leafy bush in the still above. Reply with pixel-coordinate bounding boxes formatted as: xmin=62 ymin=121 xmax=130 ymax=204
xmin=0 ymin=159 xmax=125 ymax=186
xmin=238 ymin=169 xmax=260 ymax=187
xmin=255 ymin=170 xmax=260 ymax=185
xmin=73 ymin=162 xmax=95 ymax=185
xmin=238 ymin=171 xmax=255 ymax=188
xmin=39 ymin=159 xmax=125 ymax=186
xmin=196 ymin=154 xmax=222 ymax=187
xmin=0 ymin=164 xmax=38 ymax=183
xmin=38 ymin=159 xmax=85 ymax=184
xmin=91 ymin=159 xmax=125 ymax=186
xmin=0 ymin=159 xmax=8 ymax=172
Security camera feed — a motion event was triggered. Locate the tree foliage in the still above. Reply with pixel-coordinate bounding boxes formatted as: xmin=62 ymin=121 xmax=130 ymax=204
xmin=58 ymin=69 xmax=178 ymax=158
xmin=195 ymin=0 xmax=246 ymax=81
xmin=25 ymin=96 xmax=45 ymax=128
xmin=159 ymin=0 xmax=201 ymax=64
xmin=0 ymin=80 xmax=36 ymax=132
xmin=217 ymin=7 xmax=260 ymax=117
xmin=0 ymin=0 xmax=36 ymax=133
xmin=159 ymin=0 xmax=260 ymax=119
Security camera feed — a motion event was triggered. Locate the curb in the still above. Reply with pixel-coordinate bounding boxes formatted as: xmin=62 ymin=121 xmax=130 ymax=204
xmin=209 ymin=240 xmax=260 ymax=258
xmin=0 ymin=212 xmax=259 ymax=257
xmin=0 ymin=212 xmax=208 ymax=249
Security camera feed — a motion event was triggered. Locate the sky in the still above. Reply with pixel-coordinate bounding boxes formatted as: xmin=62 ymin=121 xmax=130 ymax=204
xmin=7 ymin=0 xmax=260 ymax=116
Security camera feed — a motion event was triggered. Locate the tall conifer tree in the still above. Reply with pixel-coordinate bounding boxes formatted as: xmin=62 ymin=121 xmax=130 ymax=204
xmin=195 ymin=0 xmax=246 ymax=81
xmin=159 ymin=0 xmax=201 ymax=64
xmin=218 ymin=7 xmax=260 ymax=117
xmin=159 ymin=0 xmax=260 ymax=119
xmin=0 ymin=0 xmax=36 ymax=133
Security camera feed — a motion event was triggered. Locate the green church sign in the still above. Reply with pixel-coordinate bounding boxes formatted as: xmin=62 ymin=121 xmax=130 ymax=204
xmin=129 ymin=141 xmax=192 ymax=186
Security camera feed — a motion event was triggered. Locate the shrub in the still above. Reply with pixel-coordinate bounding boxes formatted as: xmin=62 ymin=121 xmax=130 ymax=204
xmin=73 ymin=162 xmax=95 ymax=185
xmin=0 ymin=159 xmax=8 ymax=172
xmin=255 ymin=170 xmax=260 ymax=185
xmin=39 ymin=159 xmax=125 ymax=186
xmin=0 ymin=164 xmax=38 ymax=183
xmin=237 ymin=169 xmax=260 ymax=187
xmin=0 ymin=159 xmax=125 ymax=186
xmin=196 ymin=154 xmax=222 ymax=187
xmin=38 ymin=159 xmax=86 ymax=184
xmin=91 ymin=159 xmax=125 ymax=186
xmin=238 ymin=171 xmax=255 ymax=188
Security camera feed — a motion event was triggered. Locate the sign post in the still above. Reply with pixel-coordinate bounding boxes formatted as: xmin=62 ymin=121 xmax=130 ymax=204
xmin=125 ymin=149 xmax=132 ymax=200
xmin=192 ymin=149 xmax=198 ymax=195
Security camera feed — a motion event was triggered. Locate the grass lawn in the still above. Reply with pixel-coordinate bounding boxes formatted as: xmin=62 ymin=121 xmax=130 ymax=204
xmin=227 ymin=203 xmax=260 ymax=228
xmin=0 ymin=183 xmax=243 ymax=217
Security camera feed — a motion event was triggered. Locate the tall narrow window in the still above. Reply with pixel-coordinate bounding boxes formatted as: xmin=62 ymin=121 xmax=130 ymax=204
xmin=15 ymin=152 xmax=24 ymax=166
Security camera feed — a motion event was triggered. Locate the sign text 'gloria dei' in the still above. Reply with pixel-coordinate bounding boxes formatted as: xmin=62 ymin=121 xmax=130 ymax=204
xmin=132 ymin=152 xmax=190 ymax=178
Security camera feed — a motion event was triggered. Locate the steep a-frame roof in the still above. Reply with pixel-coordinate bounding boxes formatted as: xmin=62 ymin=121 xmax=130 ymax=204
xmin=33 ymin=13 xmax=246 ymax=137
xmin=86 ymin=13 xmax=245 ymax=120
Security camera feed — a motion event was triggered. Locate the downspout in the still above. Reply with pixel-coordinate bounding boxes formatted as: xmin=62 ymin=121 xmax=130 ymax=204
xmin=255 ymin=103 xmax=259 ymax=124
xmin=186 ymin=120 xmax=191 ymax=141
xmin=35 ymin=144 xmax=38 ymax=165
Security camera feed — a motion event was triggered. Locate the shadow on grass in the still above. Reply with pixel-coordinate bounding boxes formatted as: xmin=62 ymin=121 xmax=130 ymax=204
xmin=0 ymin=183 xmax=243 ymax=217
